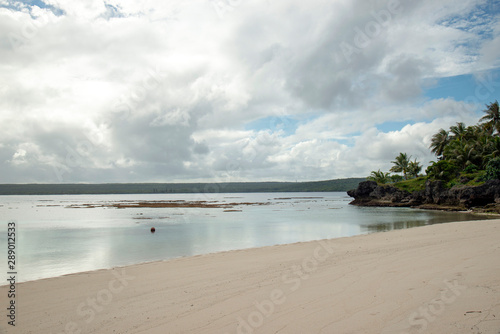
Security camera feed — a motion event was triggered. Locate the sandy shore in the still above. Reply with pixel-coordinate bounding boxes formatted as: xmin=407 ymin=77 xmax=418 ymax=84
xmin=2 ymin=220 xmax=500 ymax=334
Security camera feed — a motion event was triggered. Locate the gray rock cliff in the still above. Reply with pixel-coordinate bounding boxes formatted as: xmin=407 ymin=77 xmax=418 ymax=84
xmin=347 ymin=180 xmax=500 ymax=212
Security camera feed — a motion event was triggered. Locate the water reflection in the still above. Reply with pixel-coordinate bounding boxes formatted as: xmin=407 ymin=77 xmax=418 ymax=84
xmin=0 ymin=193 xmax=490 ymax=282
xmin=358 ymin=207 xmax=485 ymax=233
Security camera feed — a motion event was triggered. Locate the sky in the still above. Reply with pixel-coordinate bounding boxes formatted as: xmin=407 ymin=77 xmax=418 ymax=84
xmin=0 ymin=0 xmax=499 ymax=184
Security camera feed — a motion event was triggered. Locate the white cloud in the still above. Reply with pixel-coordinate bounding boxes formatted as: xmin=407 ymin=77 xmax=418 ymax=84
xmin=0 ymin=0 xmax=498 ymax=183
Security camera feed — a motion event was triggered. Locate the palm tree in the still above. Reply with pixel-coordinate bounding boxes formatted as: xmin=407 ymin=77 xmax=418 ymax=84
xmin=485 ymin=136 xmax=500 ymax=162
xmin=480 ymin=101 xmax=500 ymax=135
xmin=461 ymin=125 xmax=494 ymax=168
xmin=368 ymin=170 xmax=390 ymax=184
xmin=449 ymin=122 xmax=468 ymax=140
xmin=429 ymin=128 xmax=449 ymax=158
xmin=390 ymin=153 xmax=411 ymax=180
xmin=408 ymin=159 xmax=422 ymax=178
xmin=444 ymin=140 xmax=478 ymax=169
xmin=480 ymin=121 xmax=495 ymax=136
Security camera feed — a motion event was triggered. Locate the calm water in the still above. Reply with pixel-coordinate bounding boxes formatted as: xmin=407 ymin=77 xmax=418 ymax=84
xmin=0 ymin=192 xmax=487 ymax=283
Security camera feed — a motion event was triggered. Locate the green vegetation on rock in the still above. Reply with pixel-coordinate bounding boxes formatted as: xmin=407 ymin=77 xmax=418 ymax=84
xmin=485 ymin=157 xmax=500 ymax=181
xmin=369 ymin=100 xmax=500 ymax=190
xmin=368 ymin=153 xmax=423 ymax=184
xmin=392 ymin=177 xmax=427 ymax=193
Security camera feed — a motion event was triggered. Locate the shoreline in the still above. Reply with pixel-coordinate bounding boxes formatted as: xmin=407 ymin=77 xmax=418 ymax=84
xmin=5 ymin=213 xmax=492 ymax=286
xmin=5 ymin=192 xmax=491 ymax=286
xmin=351 ymin=199 xmax=500 ymax=215
xmin=2 ymin=219 xmax=500 ymax=333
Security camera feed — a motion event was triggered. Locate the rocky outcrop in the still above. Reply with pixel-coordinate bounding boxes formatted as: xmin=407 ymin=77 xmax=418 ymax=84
xmin=347 ymin=181 xmax=412 ymax=207
xmin=347 ymin=179 xmax=500 ymax=212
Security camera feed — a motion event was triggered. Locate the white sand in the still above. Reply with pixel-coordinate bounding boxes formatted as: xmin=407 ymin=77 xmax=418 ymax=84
xmin=2 ymin=219 xmax=500 ymax=334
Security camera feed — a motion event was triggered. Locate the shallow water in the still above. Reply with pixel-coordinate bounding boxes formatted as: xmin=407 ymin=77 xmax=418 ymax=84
xmin=0 ymin=192 xmax=487 ymax=282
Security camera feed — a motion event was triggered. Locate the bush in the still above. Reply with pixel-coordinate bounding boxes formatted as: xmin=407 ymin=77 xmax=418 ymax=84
xmin=390 ymin=174 xmax=403 ymax=183
xmin=446 ymin=179 xmax=460 ymax=188
xmin=485 ymin=157 xmax=500 ymax=180
xmin=464 ymin=163 xmax=478 ymax=173
xmin=393 ymin=176 xmax=426 ymax=192
xmin=426 ymin=160 xmax=459 ymax=181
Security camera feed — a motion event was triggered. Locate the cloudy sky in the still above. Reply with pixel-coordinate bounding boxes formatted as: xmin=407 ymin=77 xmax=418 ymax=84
xmin=0 ymin=0 xmax=499 ymax=183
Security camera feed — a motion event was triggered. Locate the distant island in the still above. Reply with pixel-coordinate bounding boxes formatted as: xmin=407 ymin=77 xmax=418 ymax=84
xmin=0 ymin=178 xmax=365 ymax=195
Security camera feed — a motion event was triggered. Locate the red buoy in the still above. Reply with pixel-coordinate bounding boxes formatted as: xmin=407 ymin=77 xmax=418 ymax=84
xmin=150 ymin=227 xmax=156 ymax=233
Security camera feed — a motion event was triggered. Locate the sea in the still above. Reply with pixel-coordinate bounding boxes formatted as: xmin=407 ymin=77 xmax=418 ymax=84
xmin=0 ymin=192 xmax=487 ymax=283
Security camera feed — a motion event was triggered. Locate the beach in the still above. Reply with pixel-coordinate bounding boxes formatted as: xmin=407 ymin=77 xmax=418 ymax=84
xmin=3 ymin=219 xmax=500 ymax=334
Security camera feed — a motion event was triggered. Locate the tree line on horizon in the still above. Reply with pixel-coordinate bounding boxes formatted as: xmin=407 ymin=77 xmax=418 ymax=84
xmin=0 ymin=178 xmax=366 ymax=195
xmin=369 ymin=100 xmax=500 ymax=185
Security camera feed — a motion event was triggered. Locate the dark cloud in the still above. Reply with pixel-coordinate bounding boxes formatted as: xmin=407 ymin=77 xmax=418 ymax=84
xmin=381 ymin=55 xmax=435 ymax=102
